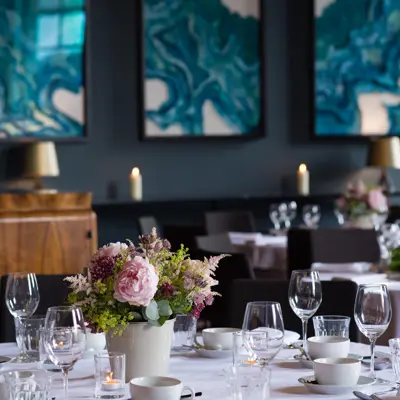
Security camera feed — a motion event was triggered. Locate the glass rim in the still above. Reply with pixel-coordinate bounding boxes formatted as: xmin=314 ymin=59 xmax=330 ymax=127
xmin=358 ymin=283 xmax=388 ymax=289
xmin=291 ymin=269 xmax=318 ymax=274
xmin=0 ymin=369 xmax=51 ymax=378
xmin=313 ymin=315 xmax=350 ymax=321
xmin=246 ymin=301 xmax=281 ymax=307
xmin=7 ymin=271 xmax=36 ymax=277
xmin=94 ymin=351 xmax=125 ymax=359
xmin=47 ymin=305 xmax=80 ymax=311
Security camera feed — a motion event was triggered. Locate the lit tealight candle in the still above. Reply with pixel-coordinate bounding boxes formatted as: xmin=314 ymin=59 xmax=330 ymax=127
xmin=130 ymin=167 xmax=143 ymax=201
xmin=101 ymin=372 xmax=121 ymax=392
xmin=297 ymin=163 xmax=310 ymax=196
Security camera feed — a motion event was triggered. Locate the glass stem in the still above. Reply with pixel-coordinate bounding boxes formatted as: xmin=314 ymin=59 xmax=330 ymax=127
xmin=302 ymin=319 xmax=308 ymax=358
xmin=62 ymin=368 xmax=69 ymax=399
xmin=19 ymin=317 xmax=27 ymax=358
xmin=370 ymin=338 xmax=376 ymax=379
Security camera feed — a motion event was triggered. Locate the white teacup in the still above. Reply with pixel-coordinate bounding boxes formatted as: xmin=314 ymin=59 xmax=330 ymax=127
xmin=307 ymin=336 xmax=350 ymax=360
xmin=314 ymin=357 xmax=361 ymax=386
xmin=130 ymin=376 xmax=195 ymax=400
xmin=200 ymin=328 xmax=240 ymax=350
xmin=85 ymin=329 xmax=106 ymax=352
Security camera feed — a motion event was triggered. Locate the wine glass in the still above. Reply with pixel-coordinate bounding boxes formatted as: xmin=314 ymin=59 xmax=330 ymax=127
xmin=288 ymin=270 xmax=322 ymax=358
xmin=242 ymin=301 xmax=285 ymax=365
xmin=44 ymin=306 xmax=86 ymax=399
xmin=285 ymin=201 xmax=297 ymax=228
xmin=5 ymin=272 xmax=40 ymax=363
xmin=302 ymin=204 xmax=321 ymax=228
xmin=334 ymin=208 xmax=345 ymax=226
xmin=354 ymin=284 xmax=391 ymax=381
xmin=269 ymin=204 xmax=282 ymax=230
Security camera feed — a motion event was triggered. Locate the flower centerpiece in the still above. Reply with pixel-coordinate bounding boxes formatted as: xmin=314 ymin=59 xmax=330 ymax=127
xmin=65 ymin=228 xmax=227 ymax=380
xmin=335 ymin=180 xmax=388 ymax=229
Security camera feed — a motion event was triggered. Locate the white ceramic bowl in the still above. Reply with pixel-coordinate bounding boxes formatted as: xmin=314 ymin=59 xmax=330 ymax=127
xmin=201 ymin=328 xmax=240 ymax=350
xmin=307 ymin=336 xmax=350 ymax=360
xmin=314 ymin=357 xmax=361 ymax=386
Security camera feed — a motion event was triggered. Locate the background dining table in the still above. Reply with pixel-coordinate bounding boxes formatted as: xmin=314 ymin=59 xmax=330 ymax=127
xmin=0 ymin=342 xmax=397 ymax=399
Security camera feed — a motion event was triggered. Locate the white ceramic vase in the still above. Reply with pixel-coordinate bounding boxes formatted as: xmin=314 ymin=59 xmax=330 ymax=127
xmin=106 ymin=319 xmax=175 ymax=382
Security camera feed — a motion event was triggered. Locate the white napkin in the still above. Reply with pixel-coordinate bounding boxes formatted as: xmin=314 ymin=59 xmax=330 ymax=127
xmin=311 ymin=262 xmax=371 ymax=274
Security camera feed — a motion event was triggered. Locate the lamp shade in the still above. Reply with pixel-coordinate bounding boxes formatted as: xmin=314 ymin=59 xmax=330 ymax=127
xmin=367 ymin=137 xmax=400 ymax=169
xmin=23 ymin=142 xmax=60 ymax=178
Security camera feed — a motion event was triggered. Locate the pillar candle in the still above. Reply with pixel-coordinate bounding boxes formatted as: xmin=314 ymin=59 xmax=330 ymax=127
xmin=297 ymin=164 xmax=309 ymax=195
xmin=130 ymin=167 xmax=142 ymax=201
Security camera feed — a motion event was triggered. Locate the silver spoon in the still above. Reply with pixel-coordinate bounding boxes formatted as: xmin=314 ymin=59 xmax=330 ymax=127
xmin=353 ymin=386 xmax=398 ymax=400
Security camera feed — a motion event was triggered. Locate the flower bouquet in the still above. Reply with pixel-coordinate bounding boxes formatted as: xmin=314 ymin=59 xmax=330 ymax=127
xmin=65 ymin=229 xmax=228 ymax=379
xmin=335 ymin=180 xmax=388 ymax=227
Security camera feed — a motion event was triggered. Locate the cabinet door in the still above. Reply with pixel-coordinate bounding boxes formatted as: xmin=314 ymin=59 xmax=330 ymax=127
xmin=0 ymin=211 xmax=97 ymax=274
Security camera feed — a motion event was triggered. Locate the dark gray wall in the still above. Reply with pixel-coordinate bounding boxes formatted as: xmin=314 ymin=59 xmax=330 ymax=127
xmin=52 ymin=0 xmax=369 ymax=201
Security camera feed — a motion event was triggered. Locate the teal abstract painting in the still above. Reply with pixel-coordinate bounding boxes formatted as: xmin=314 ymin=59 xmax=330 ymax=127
xmin=0 ymin=0 xmax=86 ymax=140
xmin=315 ymin=0 xmax=400 ymax=137
xmin=142 ymin=0 xmax=262 ymax=138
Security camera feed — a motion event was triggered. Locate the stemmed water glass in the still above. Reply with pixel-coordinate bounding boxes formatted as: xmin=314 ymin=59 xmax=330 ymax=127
xmin=284 ymin=202 xmax=297 ymax=228
xmin=242 ymin=301 xmax=285 ymax=366
xmin=44 ymin=306 xmax=86 ymax=399
xmin=5 ymin=272 xmax=40 ymax=363
xmin=354 ymin=284 xmax=391 ymax=381
xmin=288 ymin=270 xmax=322 ymax=358
xmin=269 ymin=204 xmax=282 ymax=230
xmin=302 ymin=204 xmax=321 ymax=228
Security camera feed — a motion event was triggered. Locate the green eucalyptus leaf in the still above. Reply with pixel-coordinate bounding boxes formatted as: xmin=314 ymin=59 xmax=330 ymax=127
xmin=158 ymin=300 xmax=172 ymax=317
xmin=145 ymin=300 xmax=160 ymax=321
xmin=148 ymin=318 xmax=160 ymax=327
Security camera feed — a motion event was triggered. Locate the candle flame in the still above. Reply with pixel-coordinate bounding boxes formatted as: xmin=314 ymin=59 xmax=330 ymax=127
xmin=299 ymin=163 xmax=307 ymax=173
xmin=131 ymin=167 xmax=140 ymax=177
xmin=106 ymin=372 xmax=113 ymax=382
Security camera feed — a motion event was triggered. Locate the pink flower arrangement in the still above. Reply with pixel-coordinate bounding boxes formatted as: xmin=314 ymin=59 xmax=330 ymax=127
xmin=336 ymin=180 xmax=388 ymax=219
xmin=65 ymin=229 xmax=228 ymax=334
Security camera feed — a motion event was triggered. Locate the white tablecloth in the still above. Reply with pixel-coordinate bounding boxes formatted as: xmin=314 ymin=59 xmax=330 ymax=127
xmin=0 ymin=342 xmax=398 ymax=399
xmin=228 ymin=232 xmax=287 ymax=271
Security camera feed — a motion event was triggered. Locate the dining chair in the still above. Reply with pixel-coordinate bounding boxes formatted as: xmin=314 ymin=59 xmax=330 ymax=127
xmin=226 ymin=279 xmax=359 ymax=341
xmin=138 ymin=216 xmax=161 ymax=236
xmin=0 ymin=274 xmax=71 ymax=343
xmin=204 ymin=211 xmax=256 ymax=234
xmin=286 ymin=228 xmax=381 ymax=278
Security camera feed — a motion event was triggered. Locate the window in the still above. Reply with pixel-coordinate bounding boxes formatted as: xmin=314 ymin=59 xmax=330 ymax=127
xmin=36 ymin=0 xmax=85 ymax=60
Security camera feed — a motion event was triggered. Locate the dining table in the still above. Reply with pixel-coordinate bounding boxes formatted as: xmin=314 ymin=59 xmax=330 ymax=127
xmin=0 ymin=342 xmax=397 ymax=399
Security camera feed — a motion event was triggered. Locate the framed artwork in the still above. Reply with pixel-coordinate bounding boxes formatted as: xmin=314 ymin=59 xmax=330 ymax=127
xmin=139 ymin=0 xmax=264 ymax=139
xmin=313 ymin=0 xmax=400 ymax=138
xmin=0 ymin=0 xmax=86 ymax=141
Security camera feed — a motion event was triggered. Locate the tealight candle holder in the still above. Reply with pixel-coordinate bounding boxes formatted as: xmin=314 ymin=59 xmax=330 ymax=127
xmin=94 ymin=352 xmax=125 ymax=399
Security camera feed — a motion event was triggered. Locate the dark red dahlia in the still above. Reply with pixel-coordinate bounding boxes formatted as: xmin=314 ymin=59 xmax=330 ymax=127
xmin=90 ymin=255 xmax=115 ymax=282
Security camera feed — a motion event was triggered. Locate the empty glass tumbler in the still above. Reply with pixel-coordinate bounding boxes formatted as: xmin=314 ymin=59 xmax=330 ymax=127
xmin=15 ymin=316 xmax=45 ymax=362
xmin=0 ymin=369 xmax=52 ymax=400
xmin=225 ymin=364 xmax=271 ymax=400
xmin=172 ymin=314 xmax=197 ymax=352
xmin=389 ymin=338 xmax=400 ymax=383
xmin=313 ymin=316 xmax=350 ymax=338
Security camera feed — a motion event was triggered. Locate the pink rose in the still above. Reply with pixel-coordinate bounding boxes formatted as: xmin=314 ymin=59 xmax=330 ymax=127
xmin=98 ymin=242 xmax=128 ymax=258
xmin=114 ymin=256 xmax=158 ymax=307
xmin=367 ymin=189 xmax=387 ymax=211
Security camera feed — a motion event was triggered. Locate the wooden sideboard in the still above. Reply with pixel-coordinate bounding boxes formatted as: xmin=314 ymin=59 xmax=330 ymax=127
xmin=0 ymin=192 xmax=97 ymax=275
